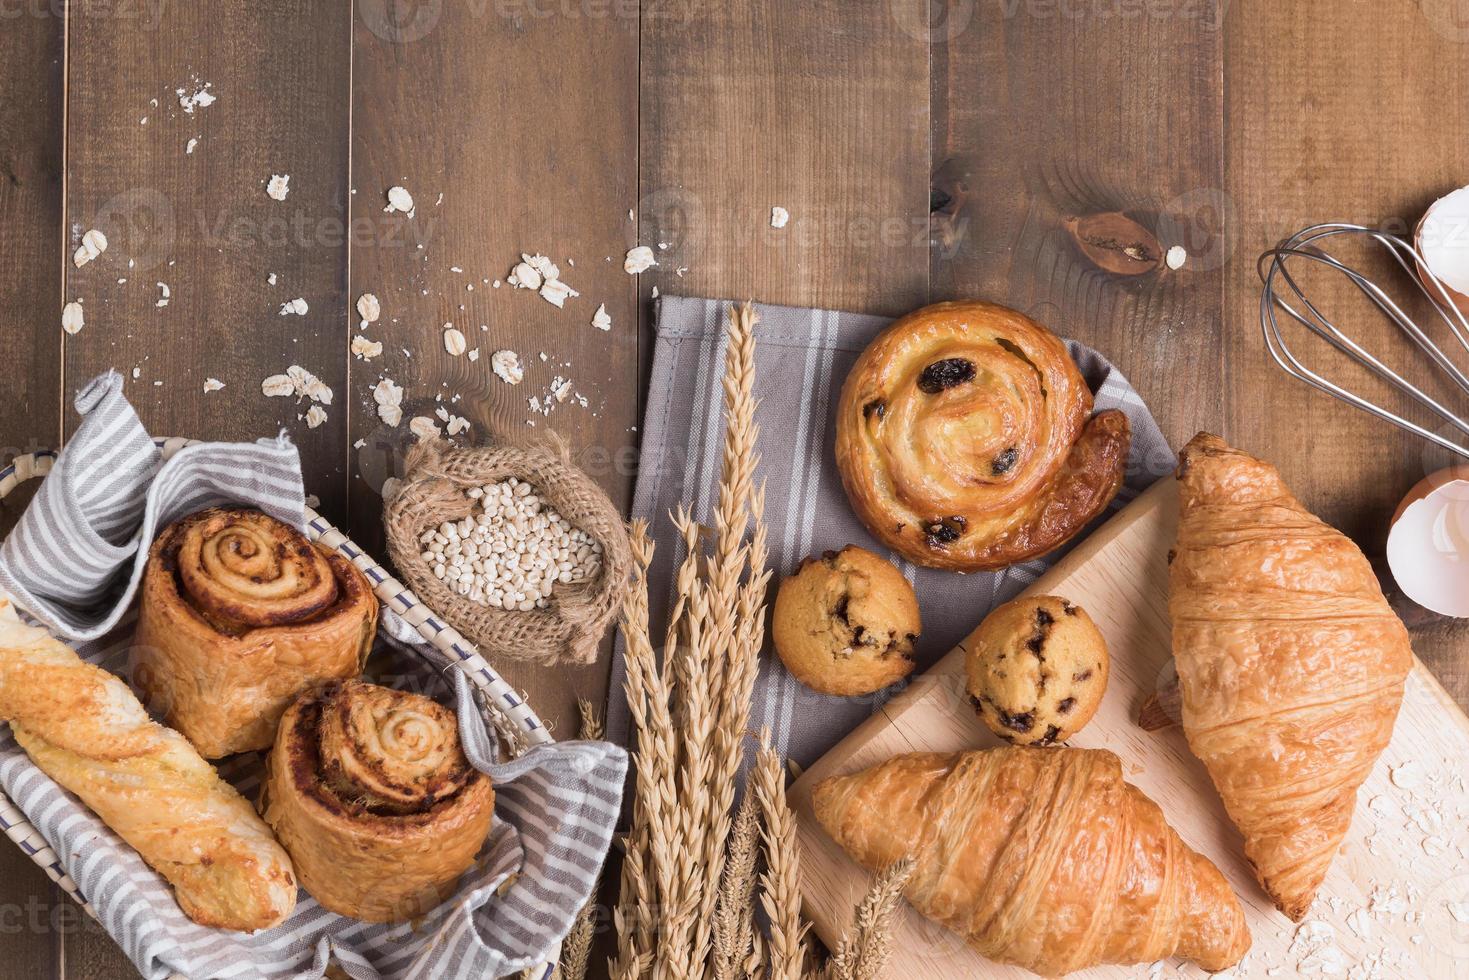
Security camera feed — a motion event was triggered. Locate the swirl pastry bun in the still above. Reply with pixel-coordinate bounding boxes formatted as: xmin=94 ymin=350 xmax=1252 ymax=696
xmin=834 ymin=301 xmax=1131 ymax=571
xmin=261 ymin=680 xmax=495 ymax=923
xmin=132 ymin=507 xmax=379 ymax=758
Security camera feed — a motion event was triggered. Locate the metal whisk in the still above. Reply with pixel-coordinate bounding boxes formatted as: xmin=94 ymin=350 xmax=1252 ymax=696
xmin=1259 ymin=222 xmax=1469 ymax=459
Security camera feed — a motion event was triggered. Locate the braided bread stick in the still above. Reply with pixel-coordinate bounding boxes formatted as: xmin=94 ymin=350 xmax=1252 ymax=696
xmin=0 ymin=600 xmax=296 ymax=931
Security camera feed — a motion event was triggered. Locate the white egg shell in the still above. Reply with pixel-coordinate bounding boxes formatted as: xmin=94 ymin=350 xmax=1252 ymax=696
xmin=1416 ymin=188 xmax=1469 ymax=310
xmin=1387 ymin=472 xmax=1469 ymax=617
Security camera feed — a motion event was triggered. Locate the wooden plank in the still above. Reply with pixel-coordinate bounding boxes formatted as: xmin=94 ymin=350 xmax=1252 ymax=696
xmin=0 ymin=3 xmax=65 ymax=977
xmin=932 ymin=0 xmax=1226 ymax=453
xmin=792 ymin=478 xmax=1469 ymax=977
xmin=347 ymin=3 xmax=640 ymax=737
xmin=63 ymin=1 xmax=354 ymax=526
xmin=0 ymin=4 xmax=64 ymax=463
xmin=62 ymin=4 xmax=354 ymax=976
xmin=1222 ymin=0 xmax=1469 ymax=705
xmin=638 ymin=0 xmax=931 ymax=319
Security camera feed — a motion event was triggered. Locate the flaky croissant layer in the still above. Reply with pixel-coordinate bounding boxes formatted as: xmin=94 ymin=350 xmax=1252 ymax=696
xmin=1170 ymin=433 xmax=1412 ymax=921
xmin=0 ymin=600 xmax=296 ymax=932
xmin=814 ymin=748 xmax=1250 ymax=977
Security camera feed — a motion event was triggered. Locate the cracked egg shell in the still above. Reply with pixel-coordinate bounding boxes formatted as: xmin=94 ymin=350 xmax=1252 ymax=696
xmin=1388 ymin=466 xmax=1469 ymax=618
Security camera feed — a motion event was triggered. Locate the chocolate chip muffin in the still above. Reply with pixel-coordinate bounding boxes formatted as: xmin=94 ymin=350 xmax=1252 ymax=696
xmin=964 ymin=595 xmax=1108 ymax=746
xmin=772 ymin=546 xmax=920 ymax=696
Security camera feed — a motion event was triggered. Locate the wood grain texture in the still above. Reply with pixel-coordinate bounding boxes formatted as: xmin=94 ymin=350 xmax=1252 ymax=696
xmin=1223 ymin=0 xmax=1469 ymax=704
xmin=61 ymin=4 xmax=352 ymax=975
xmin=793 ymin=479 xmax=1469 ymax=978
xmin=931 ymin=0 xmax=1226 ymax=463
xmin=347 ymin=1 xmax=639 ymax=737
xmin=0 ymin=4 xmax=65 ymax=977
xmin=0 ymin=4 xmax=64 ymax=465
xmin=638 ymin=0 xmax=932 ymax=319
xmin=63 ymin=1 xmax=353 ymax=526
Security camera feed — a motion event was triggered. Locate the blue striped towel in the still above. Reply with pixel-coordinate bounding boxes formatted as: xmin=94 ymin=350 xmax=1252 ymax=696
xmin=0 ymin=372 xmax=626 ymax=979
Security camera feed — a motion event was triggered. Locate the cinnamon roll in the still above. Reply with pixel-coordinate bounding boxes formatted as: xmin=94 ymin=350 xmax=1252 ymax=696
xmin=834 ymin=301 xmax=1131 ymax=571
xmin=131 ymin=508 xmax=379 ymax=758
xmin=261 ymin=680 xmax=495 ymax=923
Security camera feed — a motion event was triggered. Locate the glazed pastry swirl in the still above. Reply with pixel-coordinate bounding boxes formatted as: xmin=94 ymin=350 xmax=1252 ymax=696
xmin=835 ymin=301 xmax=1131 ymax=571
xmin=262 ymin=681 xmax=495 ymax=923
xmin=176 ymin=509 xmax=337 ymax=627
xmin=132 ymin=507 xmax=379 ymax=758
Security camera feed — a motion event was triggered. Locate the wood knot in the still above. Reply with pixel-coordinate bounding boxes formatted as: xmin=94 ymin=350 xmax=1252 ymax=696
xmin=1065 ymin=212 xmax=1161 ymax=276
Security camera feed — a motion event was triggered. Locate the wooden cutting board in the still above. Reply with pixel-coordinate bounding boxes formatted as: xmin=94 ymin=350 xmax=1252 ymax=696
xmin=791 ymin=477 xmax=1469 ymax=978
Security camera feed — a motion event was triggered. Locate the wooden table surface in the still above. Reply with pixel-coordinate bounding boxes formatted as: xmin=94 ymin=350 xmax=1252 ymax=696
xmin=2 ymin=2 xmax=1466 ymax=977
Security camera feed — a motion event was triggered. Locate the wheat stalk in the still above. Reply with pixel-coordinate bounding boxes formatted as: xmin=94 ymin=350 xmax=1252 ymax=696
xmin=611 ymin=302 xmax=796 ymax=980
xmin=754 ymin=728 xmax=807 ymax=980
xmin=824 ymin=857 xmax=916 ymax=980
xmin=610 ymin=523 xmax=672 ymax=974
xmin=711 ymin=785 xmax=761 ymax=980
xmin=684 ymin=303 xmax=768 ymax=969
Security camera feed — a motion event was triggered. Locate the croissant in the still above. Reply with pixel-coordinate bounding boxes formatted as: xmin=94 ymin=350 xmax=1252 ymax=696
xmin=132 ymin=507 xmax=379 ymax=758
xmin=834 ymin=300 xmax=1131 ymax=571
xmin=261 ymin=680 xmax=495 ymax=923
xmin=1170 ymin=433 xmax=1412 ymax=921
xmin=814 ymin=748 xmax=1249 ymax=977
xmin=0 ymin=600 xmax=296 ymax=932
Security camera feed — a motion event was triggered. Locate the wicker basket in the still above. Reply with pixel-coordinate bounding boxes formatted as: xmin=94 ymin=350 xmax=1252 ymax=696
xmin=384 ymin=435 xmax=632 ymax=667
xmin=0 ymin=439 xmax=556 ymax=980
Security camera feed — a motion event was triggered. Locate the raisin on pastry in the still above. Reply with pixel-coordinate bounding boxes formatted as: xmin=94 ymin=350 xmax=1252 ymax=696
xmin=771 ymin=545 xmax=920 ymax=697
xmin=963 ymin=594 xmax=1108 ymax=746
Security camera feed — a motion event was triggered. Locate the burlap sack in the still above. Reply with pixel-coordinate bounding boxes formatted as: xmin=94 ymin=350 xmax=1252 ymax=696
xmin=383 ymin=435 xmax=631 ymax=666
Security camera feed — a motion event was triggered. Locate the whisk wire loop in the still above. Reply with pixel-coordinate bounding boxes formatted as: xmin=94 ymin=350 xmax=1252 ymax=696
xmin=1259 ymin=222 xmax=1469 ymax=459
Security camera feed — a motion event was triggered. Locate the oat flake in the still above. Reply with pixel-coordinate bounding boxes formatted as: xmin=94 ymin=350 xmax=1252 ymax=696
xmin=623 ymin=245 xmax=656 ymax=274
xmin=61 ymin=301 xmax=84 ymax=335
xmin=356 ymin=292 xmax=380 ymax=325
xmin=443 ymin=326 xmax=467 ymax=357
xmin=492 ymin=350 xmax=524 ymax=385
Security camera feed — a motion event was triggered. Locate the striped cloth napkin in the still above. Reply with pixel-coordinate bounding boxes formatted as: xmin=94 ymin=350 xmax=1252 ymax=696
xmin=0 ymin=371 xmax=305 ymax=641
xmin=607 ymin=296 xmax=1178 ymax=766
xmin=0 ymin=372 xmax=625 ymax=979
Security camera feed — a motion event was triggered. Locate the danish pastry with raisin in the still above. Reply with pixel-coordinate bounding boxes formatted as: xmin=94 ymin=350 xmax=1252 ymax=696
xmin=834 ymin=301 xmax=1131 ymax=571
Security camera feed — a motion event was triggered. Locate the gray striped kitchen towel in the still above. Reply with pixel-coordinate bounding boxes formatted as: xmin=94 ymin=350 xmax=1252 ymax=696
xmin=607 ymin=296 xmax=1177 ymax=766
xmin=0 ymin=372 xmax=625 ymax=979
xmin=0 ymin=370 xmax=305 ymax=642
